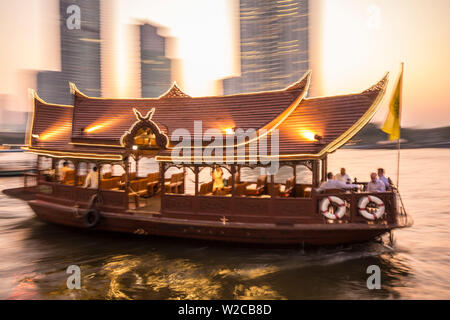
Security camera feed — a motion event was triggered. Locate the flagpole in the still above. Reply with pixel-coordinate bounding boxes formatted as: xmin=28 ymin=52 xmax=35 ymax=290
xmin=396 ymin=62 xmax=404 ymax=188
xmin=397 ymin=137 xmax=400 ymax=187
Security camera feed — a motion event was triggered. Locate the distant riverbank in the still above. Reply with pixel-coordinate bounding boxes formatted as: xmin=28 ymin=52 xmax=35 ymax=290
xmin=344 ymin=141 xmax=450 ymax=150
xmin=0 ymin=132 xmax=25 ymax=145
xmin=344 ymin=124 xmax=450 ymax=149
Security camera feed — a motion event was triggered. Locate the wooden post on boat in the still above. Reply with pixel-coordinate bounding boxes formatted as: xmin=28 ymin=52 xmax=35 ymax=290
xmin=194 ymin=165 xmax=199 ymax=196
xmin=231 ymin=165 xmax=236 ymax=197
xmin=293 ymin=164 xmax=297 ymax=182
xmin=124 ymin=158 xmax=130 ymax=208
xmin=135 ymin=155 xmax=139 ymax=178
xmin=73 ymin=160 xmax=79 ymax=186
xmin=312 ymin=160 xmax=320 ymax=188
xmin=160 ymin=162 xmax=166 ymax=199
xmin=52 ymin=158 xmax=57 ymax=172
xmin=270 ymin=174 xmax=275 ymax=197
xmin=321 ymin=156 xmax=328 ymax=182
xmin=96 ymin=162 xmax=101 ymax=197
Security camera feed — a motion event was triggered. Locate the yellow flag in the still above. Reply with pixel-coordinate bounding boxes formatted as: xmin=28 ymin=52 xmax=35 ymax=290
xmin=382 ymin=64 xmax=403 ymax=140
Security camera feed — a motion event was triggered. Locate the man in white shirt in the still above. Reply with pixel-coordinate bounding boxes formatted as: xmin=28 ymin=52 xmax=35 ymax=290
xmin=367 ymin=172 xmax=386 ymax=192
xmin=318 ymin=172 xmax=359 ymax=192
xmin=335 ymin=168 xmax=352 ymax=184
xmin=83 ymin=167 xmax=99 ymax=189
xmin=377 ymin=168 xmax=391 ymax=189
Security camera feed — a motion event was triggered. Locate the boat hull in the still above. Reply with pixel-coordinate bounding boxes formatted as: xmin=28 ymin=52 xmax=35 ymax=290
xmin=28 ymin=199 xmax=410 ymax=246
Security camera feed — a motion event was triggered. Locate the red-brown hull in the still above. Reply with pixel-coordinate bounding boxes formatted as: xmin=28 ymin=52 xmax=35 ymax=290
xmin=28 ymin=199 xmax=410 ymax=246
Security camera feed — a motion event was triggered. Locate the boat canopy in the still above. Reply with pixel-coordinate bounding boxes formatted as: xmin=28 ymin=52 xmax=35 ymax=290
xmin=25 ymin=71 xmax=388 ymax=162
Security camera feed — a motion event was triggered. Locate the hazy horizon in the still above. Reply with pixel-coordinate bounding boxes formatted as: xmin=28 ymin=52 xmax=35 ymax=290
xmin=0 ymin=0 xmax=449 ymax=129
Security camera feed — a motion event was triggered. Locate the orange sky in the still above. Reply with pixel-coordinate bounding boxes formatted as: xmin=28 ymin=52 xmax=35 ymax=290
xmin=0 ymin=0 xmax=449 ymax=128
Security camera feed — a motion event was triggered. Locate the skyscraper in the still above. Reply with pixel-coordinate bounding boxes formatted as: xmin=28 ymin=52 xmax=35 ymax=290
xmin=223 ymin=0 xmax=309 ymax=95
xmin=37 ymin=0 xmax=101 ymax=105
xmin=139 ymin=23 xmax=172 ymax=98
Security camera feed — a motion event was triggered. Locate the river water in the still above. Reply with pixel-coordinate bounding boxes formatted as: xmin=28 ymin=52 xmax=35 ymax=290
xmin=0 ymin=149 xmax=449 ymax=299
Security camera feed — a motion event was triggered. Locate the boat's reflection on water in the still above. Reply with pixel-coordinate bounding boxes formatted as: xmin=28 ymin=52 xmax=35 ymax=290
xmin=5 ymin=214 xmax=412 ymax=300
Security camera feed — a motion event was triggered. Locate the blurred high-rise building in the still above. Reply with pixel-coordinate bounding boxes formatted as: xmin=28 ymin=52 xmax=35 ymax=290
xmin=139 ymin=23 xmax=172 ymax=98
xmin=0 ymin=94 xmax=28 ymax=132
xmin=222 ymin=0 xmax=309 ymax=95
xmin=37 ymin=0 xmax=101 ymax=105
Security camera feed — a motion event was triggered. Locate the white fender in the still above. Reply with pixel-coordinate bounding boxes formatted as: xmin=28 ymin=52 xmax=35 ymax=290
xmin=319 ymin=196 xmax=346 ymax=220
xmin=358 ymin=195 xmax=385 ymax=220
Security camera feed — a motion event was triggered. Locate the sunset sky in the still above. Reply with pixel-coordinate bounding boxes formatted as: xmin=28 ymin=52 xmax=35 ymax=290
xmin=0 ymin=0 xmax=449 ymax=128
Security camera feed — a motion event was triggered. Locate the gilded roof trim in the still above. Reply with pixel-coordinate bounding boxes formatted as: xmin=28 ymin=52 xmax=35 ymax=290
xmin=26 ymin=89 xmax=74 ymax=148
xmin=23 ymin=147 xmax=123 ymax=161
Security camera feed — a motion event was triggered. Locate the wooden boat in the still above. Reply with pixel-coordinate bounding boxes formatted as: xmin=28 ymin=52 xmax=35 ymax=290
xmin=6 ymin=71 xmax=413 ymax=245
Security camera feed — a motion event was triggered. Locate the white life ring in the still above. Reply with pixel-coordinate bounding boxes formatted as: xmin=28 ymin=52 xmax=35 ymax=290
xmin=319 ymin=196 xmax=346 ymax=220
xmin=358 ymin=195 xmax=385 ymax=220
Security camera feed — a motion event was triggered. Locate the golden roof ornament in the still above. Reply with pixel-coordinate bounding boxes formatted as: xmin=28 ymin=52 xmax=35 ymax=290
xmin=159 ymin=82 xmax=191 ymax=99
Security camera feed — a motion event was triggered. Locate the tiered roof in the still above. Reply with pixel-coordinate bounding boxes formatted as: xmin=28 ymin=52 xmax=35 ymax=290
xmin=25 ymin=71 xmax=388 ymax=162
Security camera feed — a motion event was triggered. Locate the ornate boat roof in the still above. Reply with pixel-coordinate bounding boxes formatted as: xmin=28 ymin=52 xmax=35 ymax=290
xmin=24 ymin=71 xmax=388 ymax=162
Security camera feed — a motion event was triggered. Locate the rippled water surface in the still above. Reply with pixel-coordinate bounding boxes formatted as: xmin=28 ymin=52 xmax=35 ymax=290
xmin=0 ymin=149 xmax=449 ymax=299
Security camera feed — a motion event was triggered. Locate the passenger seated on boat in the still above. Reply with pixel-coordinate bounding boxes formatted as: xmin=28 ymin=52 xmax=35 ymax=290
xmin=335 ymin=168 xmax=352 ymax=184
xmin=62 ymin=169 xmax=75 ymax=185
xmin=317 ymin=172 xmax=358 ymax=193
xmin=83 ymin=167 xmax=98 ymax=189
xmin=377 ymin=168 xmax=392 ymax=190
xmin=212 ymin=166 xmax=224 ymax=194
xmin=58 ymin=161 xmax=72 ymax=182
xmin=245 ymin=175 xmax=267 ymax=196
xmin=367 ymin=172 xmax=386 ymax=192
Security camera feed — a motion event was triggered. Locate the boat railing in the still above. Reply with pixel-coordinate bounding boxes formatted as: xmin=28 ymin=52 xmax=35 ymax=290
xmin=162 ymin=193 xmax=323 ymax=224
xmin=35 ymin=180 xmax=127 ymax=212
xmin=313 ymin=191 xmax=398 ymax=224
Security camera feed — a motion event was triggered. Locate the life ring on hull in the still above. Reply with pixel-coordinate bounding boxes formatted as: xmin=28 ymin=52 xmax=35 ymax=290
xmin=358 ymin=195 xmax=385 ymax=220
xmin=319 ymin=196 xmax=346 ymax=220
xmin=83 ymin=209 xmax=101 ymax=228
